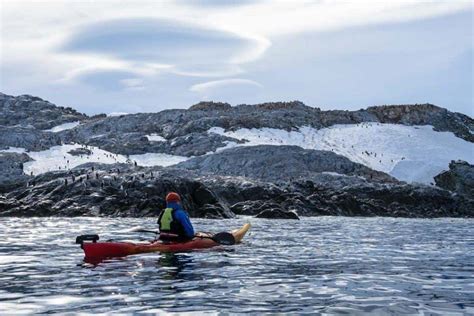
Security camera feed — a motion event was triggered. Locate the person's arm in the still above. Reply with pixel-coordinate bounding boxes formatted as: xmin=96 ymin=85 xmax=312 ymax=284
xmin=174 ymin=210 xmax=195 ymax=238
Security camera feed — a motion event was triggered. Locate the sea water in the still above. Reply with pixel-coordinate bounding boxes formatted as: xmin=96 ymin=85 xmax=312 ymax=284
xmin=0 ymin=217 xmax=473 ymax=314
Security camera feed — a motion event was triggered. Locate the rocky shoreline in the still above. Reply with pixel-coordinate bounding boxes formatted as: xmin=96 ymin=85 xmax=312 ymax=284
xmin=1 ymin=154 xmax=473 ymax=219
xmin=1 ymin=92 xmax=473 ymax=218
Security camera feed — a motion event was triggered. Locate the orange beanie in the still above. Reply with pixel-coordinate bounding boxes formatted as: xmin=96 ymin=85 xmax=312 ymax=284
xmin=166 ymin=192 xmax=181 ymax=202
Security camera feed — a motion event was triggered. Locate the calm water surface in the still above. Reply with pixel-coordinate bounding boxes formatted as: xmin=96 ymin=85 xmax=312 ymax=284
xmin=0 ymin=217 xmax=473 ymax=314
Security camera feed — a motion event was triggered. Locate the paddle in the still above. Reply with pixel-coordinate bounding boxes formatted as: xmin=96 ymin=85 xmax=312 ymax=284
xmin=133 ymin=228 xmax=235 ymax=245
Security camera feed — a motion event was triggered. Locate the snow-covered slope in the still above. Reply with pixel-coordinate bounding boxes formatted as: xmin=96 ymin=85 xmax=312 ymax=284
xmin=208 ymin=123 xmax=474 ymax=184
xmin=0 ymin=144 xmax=187 ymax=175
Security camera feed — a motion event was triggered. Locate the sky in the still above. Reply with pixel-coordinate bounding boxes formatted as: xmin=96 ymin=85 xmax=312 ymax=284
xmin=0 ymin=0 xmax=472 ymax=116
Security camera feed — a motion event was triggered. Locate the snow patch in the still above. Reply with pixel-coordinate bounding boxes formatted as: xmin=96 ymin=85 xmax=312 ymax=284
xmin=2 ymin=144 xmax=189 ymax=175
xmin=146 ymin=134 xmax=166 ymax=142
xmin=390 ymin=160 xmax=448 ymax=185
xmin=129 ymin=153 xmax=188 ymax=167
xmin=44 ymin=121 xmax=81 ymax=132
xmin=0 ymin=147 xmax=27 ymax=154
xmin=108 ymin=112 xmax=129 ymax=117
xmin=208 ymin=123 xmax=474 ymax=184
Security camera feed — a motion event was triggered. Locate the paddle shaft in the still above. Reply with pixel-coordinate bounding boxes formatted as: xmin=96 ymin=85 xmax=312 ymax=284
xmin=135 ymin=229 xmax=234 ymax=245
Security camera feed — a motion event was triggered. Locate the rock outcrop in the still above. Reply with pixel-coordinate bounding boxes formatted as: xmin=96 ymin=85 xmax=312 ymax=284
xmin=367 ymin=104 xmax=474 ymax=142
xmin=1 ymin=162 xmax=471 ymax=218
xmin=434 ymin=160 xmax=474 ymax=199
xmin=0 ymin=93 xmax=88 ymax=129
xmin=0 ymin=163 xmax=233 ymax=218
xmin=177 ymin=145 xmax=396 ymax=183
xmin=0 ymin=152 xmax=32 ymax=192
xmin=0 ymin=126 xmax=63 ymax=151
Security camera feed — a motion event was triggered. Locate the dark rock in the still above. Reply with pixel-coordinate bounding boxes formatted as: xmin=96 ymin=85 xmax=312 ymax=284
xmin=195 ymin=204 xmax=231 ymax=219
xmin=68 ymin=148 xmax=92 ymax=156
xmin=0 ymin=163 xmax=235 ymax=218
xmin=255 ymin=208 xmax=300 ymax=220
xmin=0 ymin=152 xmax=32 ymax=192
xmin=189 ymin=101 xmax=232 ymax=111
xmin=434 ymin=160 xmax=474 ymax=198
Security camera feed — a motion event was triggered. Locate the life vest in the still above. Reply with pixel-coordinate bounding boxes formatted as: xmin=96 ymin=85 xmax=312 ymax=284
xmin=157 ymin=207 xmax=187 ymax=241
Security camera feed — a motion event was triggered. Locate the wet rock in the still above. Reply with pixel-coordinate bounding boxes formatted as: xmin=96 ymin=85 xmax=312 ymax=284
xmin=195 ymin=204 xmax=231 ymax=219
xmin=232 ymin=199 xmax=299 ymax=219
xmin=255 ymin=208 xmax=300 ymax=220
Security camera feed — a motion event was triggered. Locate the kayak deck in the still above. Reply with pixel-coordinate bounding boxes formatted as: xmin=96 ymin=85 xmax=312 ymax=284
xmin=80 ymin=223 xmax=251 ymax=259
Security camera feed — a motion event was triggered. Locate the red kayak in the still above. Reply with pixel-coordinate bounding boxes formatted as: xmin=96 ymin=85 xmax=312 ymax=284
xmin=77 ymin=223 xmax=251 ymax=259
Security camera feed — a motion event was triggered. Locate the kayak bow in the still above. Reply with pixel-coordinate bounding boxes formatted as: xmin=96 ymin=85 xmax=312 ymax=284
xmin=77 ymin=223 xmax=251 ymax=259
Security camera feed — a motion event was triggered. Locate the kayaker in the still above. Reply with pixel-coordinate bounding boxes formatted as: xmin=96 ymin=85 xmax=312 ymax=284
xmin=157 ymin=192 xmax=195 ymax=242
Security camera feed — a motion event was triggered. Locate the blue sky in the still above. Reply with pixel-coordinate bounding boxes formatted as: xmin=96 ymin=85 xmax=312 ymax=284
xmin=1 ymin=1 xmax=472 ymax=116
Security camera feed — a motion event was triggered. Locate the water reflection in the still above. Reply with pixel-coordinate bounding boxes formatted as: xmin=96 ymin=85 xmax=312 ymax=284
xmin=158 ymin=253 xmax=192 ymax=280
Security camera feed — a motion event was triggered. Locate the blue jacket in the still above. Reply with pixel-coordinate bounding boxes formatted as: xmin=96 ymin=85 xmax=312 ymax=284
xmin=166 ymin=201 xmax=195 ymax=238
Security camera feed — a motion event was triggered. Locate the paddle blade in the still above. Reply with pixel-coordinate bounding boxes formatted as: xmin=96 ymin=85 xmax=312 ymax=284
xmin=212 ymin=232 xmax=236 ymax=245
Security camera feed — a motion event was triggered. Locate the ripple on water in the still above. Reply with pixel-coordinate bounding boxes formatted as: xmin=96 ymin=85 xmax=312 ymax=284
xmin=0 ymin=217 xmax=473 ymax=314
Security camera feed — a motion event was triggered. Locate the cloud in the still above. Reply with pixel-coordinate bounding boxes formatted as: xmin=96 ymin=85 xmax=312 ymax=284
xmin=73 ymin=70 xmax=145 ymax=91
xmin=190 ymin=78 xmax=263 ymax=94
xmin=189 ymin=78 xmax=263 ymax=103
xmin=120 ymin=78 xmax=144 ymax=90
xmin=60 ymin=18 xmax=270 ymax=78
xmin=210 ymin=1 xmax=472 ymax=36
xmin=176 ymin=0 xmax=262 ymax=8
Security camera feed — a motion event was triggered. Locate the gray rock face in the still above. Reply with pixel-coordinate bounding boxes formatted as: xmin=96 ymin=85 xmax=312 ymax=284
xmin=0 ymin=126 xmax=63 ymax=151
xmin=0 ymin=152 xmax=32 ymax=192
xmin=177 ymin=145 xmax=396 ymax=183
xmin=0 ymin=93 xmax=88 ymax=129
xmin=434 ymin=160 xmax=474 ymax=199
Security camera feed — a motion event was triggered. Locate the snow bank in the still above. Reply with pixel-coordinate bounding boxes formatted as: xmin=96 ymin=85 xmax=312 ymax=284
xmin=44 ymin=121 xmax=81 ymax=133
xmin=0 ymin=144 xmax=188 ymax=175
xmin=108 ymin=112 xmax=129 ymax=117
xmin=208 ymin=124 xmax=474 ymax=184
xmin=0 ymin=147 xmax=27 ymax=153
xmin=129 ymin=153 xmax=188 ymax=167
xmin=146 ymin=134 xmax=166 ymax=142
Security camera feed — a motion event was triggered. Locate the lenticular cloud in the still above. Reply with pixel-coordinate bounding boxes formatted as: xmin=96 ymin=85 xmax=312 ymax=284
xmin=61 ymin=18 xmax=267 ymax=76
